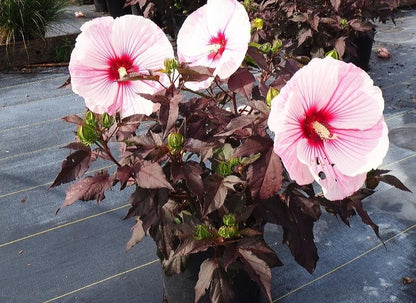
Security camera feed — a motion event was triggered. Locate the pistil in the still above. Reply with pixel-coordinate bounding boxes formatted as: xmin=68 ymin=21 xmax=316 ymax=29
xmin=312 ymin=121 xmax=337 ymax=140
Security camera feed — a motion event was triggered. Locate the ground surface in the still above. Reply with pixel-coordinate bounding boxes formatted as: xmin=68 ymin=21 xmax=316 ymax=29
xmin=0 ymin=5 xmax=415 ymax=303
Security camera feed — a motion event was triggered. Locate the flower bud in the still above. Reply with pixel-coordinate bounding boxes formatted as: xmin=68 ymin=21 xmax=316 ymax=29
xmin=194 ymin=225 xmax=212 ymax=240
xmin=77 ymin=124 xmax=99 ymax=146
xmin=223 ymin=214 xmax=237 ymax=227
xmin=217 ymin=162 xmax=232 ymax=177
xmin=167 ymin=132 xmax=184 ymax=153
xmin=101 ymin=112 xmax=115 ymax=129
xmin=260 ymin=42 xmax=271 ymax=53
xmin=271 ymin=39 xmax=283 ymax=53
xmin=229 ymin=157 xmax=240 ymax=167
xmin=164 ymin=58 xmax=179 ymax=75
xmin=266 ymin=87 xmax=279 ymax=107
xmin=84 ymin=110 xmax=98 ymax=126
xmin=340 ymin=18 xmax=347 ymax=27
xmin=325 ymin=49 xmax=339 ymax=60
xmin=218 ymin=225 xmax=239 ymax=239
xmin=252 ymin=18 xmax=263 ymax=30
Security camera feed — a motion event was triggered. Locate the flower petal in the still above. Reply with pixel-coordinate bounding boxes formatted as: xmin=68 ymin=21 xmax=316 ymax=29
xmin=296 ymin=138 xmax=366 ymax=200
xmin=325 ymin=118 xmax=389 ymax=176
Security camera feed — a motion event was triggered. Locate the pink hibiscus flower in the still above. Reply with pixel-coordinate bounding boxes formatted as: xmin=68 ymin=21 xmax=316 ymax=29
xmin=176 ymin=0 xmax=250 ymax=90
xmin=69 ymin=15 xmax=174 ymax=118
xmin=268 ymin=57 xmax=389 ymax=201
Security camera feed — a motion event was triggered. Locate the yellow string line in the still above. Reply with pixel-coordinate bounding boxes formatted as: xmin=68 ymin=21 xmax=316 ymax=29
xmin=0 ymin=143 xmax=67 ymax=162
xmin=272 ymin=223 xmax=416 ymax=302
xmin=0 ymin=164 xmax=116 ymax=199
xmin=0 ymin=204 xmax=129 ymax=248
xmin=41 ymin=259 xmax=159 ymax=303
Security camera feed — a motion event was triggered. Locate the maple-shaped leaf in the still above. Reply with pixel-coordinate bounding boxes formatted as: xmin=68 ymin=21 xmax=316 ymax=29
xmin=183 ymin=162 xmax=205 ymax=199
xmin=173 ymin=237 xmax=214 ymax=258
xmin=233 ymin=136 xmax=271 ymax=159
xmin=330 ymin=0 xmax=340 ymax=11
xmin=195 ymin=259 xmax=216 ymax=303
xmin=228 ymin=68 xmax=255 ymax=101
xmin=49 ymin=148 xmax=93 ymax=189
xmin=159 ymin=94 xmax=183 ymax=137
xmin=59 ymin=170 xmax=114 ymax=212
xmin=126 ymin=218 xmax=145 ymax=251
xmin=209 ymin=267 xmax=234 ymax=303
xmin=247 ymin=148 xmax=283 ymax=200
xmin=203 ymin=175 xmax=227 ymax=216
xmin=246 ymin=46 xmax=269 ymax=71
xmin=162 ymin=251 xmax=188 ymax=276
xmin=215 ymin=115 xmax=257 ymax=137
xmin=116 ymin=165 xmax=134 ymax=190
xmin=115 ymin=114 xmax=145 ymax=141
xmin=134 ymin=160 xmax=174 ymax=190
xmin=177 ymin=65 xmax=215 ymax=82
xmin=297 ymin=28 xmax=312 ymax=46
xmin=237 ymin=237 xmax=283 ymax=268
xmin=238 ymin=249 xmax=272 ymax=302
xmin=184 ymin=138 xmax=217 ymax=162
xmin=367 ymin=169 xmax=411 ymax=192
xmin=151 ymin=200 xmax=178 ymax=258
xmin=123 ymin=187 xmax=169 ymax=231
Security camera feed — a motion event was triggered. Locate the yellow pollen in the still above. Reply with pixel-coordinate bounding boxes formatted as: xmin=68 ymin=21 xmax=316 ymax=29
xmin=312 ymin=121 xmax=337 ymax=140
xmin=206 ymin=44 xmax=222 ymax=54
xmin=118 ymin=66 xmax=128 ymax=80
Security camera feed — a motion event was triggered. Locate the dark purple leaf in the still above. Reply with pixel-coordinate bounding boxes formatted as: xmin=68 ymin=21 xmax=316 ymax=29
xmin=209 ymin=267 xmax=234 ymax=303
xmin=61 ymin=170 xmax=113 ymax=209
xmin=159 ymin=94 xmax=183 ymax=137
xmin=228 ymin=68 xmax=255 ymax=101
xmin=203 ymin=175 xmax=227 ymax=216
xmin=49 ymin=149 xmax=92 ymax=189
xmin=195 ymin=259 xmax=216 ymax=303
xmin=233 ymin=137 xmax=271 ymax=159
xmin=379 ymin=175 xmax=412 ymax=192
xmin=238 ymin=249 xmax=272 ymax=302
xmin=247 ymin=148 xmax=283 ymax=200
xmin=134 ymin=161 xmax=174 ymax=190
xmin=173 ymin=237 xmax=213 ymax=258
xmin=115 ymin=114 xmax=144 ymax=141
xmin=246 ymin=46 xmax=269 ymax=71
xmin=215 ymin=115 xmax=256 ymax=137
xmin=184 ymin=138 xmax=217 ymax=162
xmin=330 ymin=0 xmax=340 ymax=11
xmin=297 ymin=28 xmax=312 ymax=46
xmin=116 ymin=165 xmax=134 ymax=189
xmin=238 ymin=237 xmax=283 ymax=268
xmin=177 ymin=65 xmax=215 ymax=82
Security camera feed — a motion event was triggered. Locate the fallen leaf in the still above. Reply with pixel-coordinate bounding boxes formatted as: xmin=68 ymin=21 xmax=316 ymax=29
xmin=377 ymin=48 xmax=391 ymax=59
xmin=20 ymin=198 xmax=25 ymax=203
xmin=402 ymin=277 xmax=414 ymax=285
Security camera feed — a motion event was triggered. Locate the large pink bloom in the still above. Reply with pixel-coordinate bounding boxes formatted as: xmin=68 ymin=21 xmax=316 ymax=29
xmin=268 ymin=57 xmax=389 ymax=201
xmin=69 ymin=15 xmax=174 ymax=118
xmin=176 ymin=0 xmax=250 ymax=90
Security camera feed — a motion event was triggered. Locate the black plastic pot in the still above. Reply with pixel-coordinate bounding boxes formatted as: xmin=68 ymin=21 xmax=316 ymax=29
xmin=344 ymin=30 xmax=375 ymax=71
xmin=162 ymin=252 xmax=269 ymax=303
xmin=94 ymin=0 xmax=107 ymax=12
xmin=105 ymin=0 xmax=131 ymax=17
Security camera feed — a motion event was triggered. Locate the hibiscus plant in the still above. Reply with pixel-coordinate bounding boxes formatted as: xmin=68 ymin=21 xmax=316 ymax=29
xmin=50 ymin=0 xmax=409 ymax=302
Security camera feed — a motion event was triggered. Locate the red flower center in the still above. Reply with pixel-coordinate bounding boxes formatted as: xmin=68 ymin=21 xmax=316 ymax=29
xmin=208 ymin=32 xmax=227 ymax=61
xmin=107 ymin=54 xmax=137 ymax=82
xmin=301 ymin=108 xmax=335 ymax=145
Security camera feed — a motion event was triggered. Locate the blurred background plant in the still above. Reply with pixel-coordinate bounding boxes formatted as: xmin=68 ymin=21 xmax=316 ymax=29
xmin=0 ymin=0 xmax=70 ymax=46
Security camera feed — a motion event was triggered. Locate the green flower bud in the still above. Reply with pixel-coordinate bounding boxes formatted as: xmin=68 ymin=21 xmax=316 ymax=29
xmin=266 ymin=87 xmax=279 ymax=107
xmin=217 ymin=161 xmax=232 ymax=177
xmin=243 ymin=0 xmax=252 ymax=10
xmin=101 ymin=112 xmax=115 ymax=129
xmin=260 ymin=42 xmax=271 ymax=53
xmin=325 ymin=49 xmax=339 ymax=60
xmin=77 ymin=124 xmax=99 ymax=146
xmin=164 ymin=58 xmax=179 ymax=75
xmin=218 ymin=225 xmax=239 ymax=239
xmin=167 ymin=132 xmax=184 ymax=153
xmin=84 ymin=111 xmax=98 ymax=126
xmin=229 ymin=157 xmax=240 ymax=167
xmin=194 ymin=225 xmax=212 ymax=240
xmin=340 ymin=18 xmax=348 ymax=27
xmin=271 ymin=39 xmax=283 ymax=52
xmin=252 ymin=18 xmax=263 ymax=30
xmin=223 ymin=214 xmax=237 ymax=227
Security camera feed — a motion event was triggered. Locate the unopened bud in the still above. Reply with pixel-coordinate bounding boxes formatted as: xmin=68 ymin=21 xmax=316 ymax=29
xmin=167 ymin=132 xmax=184 ymax=152
xmin=77 ymin=124 xmax=99 ymax=146
xmin=252 ymin=18 xmax=263 ymax=30
xmin=271 ymin=39 xmax=283 ymax=53
xmin=266 ymin=87 xmax=279 ymax=107
xmin=218 ymin=225 xmax=239 ymax=239
xmin=194 ymin=225 xmax=212 ymax=240
xmin=325 ymin=49 xmax=339 ymax=60
xmin=340 ymin=18 xmax=347 ymax=27
xmin=260 ymin=42 xmax=271 ymax=53
xmin=217 ymin=162 xmax=232 ymax=177
xmin=101 ymin=112 xmax=115 ymax=129
xmin=164 ymin=58 xmax=179 ymax=75
xmin=223 ymin=214 xmax=237 ymax=227
xmin=84 ymin=111 xmax=97 ymax=126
